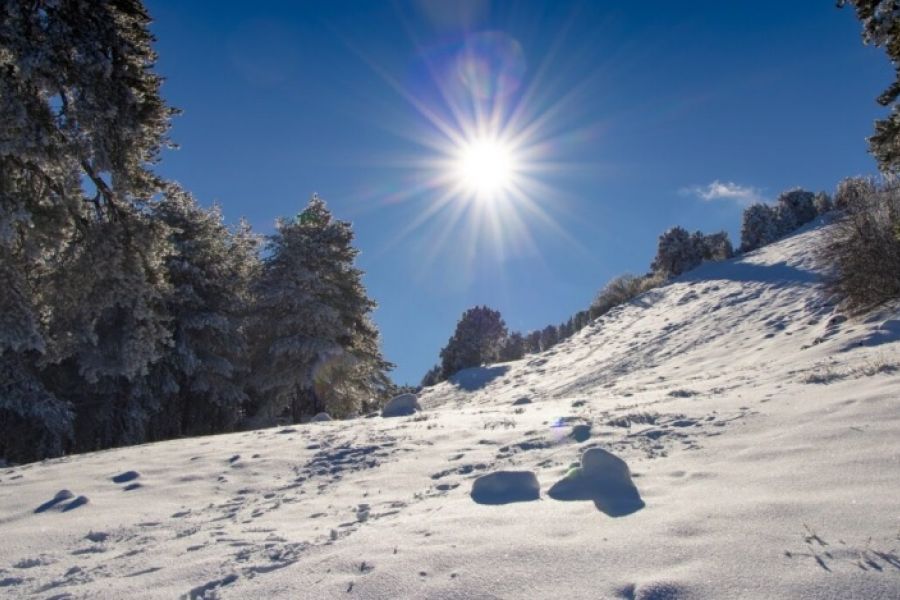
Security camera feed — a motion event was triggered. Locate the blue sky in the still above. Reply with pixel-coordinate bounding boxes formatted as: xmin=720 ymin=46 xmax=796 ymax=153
xmin=147 ymin=0 xmax=888 ymax=385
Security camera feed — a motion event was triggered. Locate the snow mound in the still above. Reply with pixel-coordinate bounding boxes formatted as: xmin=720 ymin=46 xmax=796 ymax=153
xmin=381 ymin=392 xmax=421 ymax=417
xmin=548 ymin=448 xmax=644 ymax=517
xmin=470 ymin=470 xmax=540 ymax=505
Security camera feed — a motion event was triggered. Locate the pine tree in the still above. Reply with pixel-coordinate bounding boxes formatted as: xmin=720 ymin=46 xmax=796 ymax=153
xmin=1 ymin=0 xmax=179 ymax=460
xmin=421 ymin=364 xmax=443 ymax=387
xmin=540 ymin=324 xmax=559 ymax=351
xmin=839 ymin=1 xmax=900 ymax=171
xmin=525 ymin=330 xmax=543 ymax=354
xmin=499 ymin=331 xmax=526 ymax=361
xmin=439 ymin=306 xmax=508 ymax=378
xmin=135 ymin=186 xmax=258 ymax=438
xmin=249 ymin=195 xmax=392 ymax=424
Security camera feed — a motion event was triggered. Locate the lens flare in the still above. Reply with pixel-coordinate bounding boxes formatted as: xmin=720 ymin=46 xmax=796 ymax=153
xmin=456 ymin=137 xmax=515 ymax=197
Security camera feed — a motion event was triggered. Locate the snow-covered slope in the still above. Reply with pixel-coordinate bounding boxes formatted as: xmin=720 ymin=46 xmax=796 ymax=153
xmin=2 ymin=220 xmax=900 ymax=599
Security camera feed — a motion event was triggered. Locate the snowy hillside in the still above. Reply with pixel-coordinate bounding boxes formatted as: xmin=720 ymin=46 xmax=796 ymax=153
xmin=2 ymin=219 xmax=899 ymax=599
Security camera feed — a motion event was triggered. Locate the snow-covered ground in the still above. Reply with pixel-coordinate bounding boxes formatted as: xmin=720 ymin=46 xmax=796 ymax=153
xmin=2 ymin=219 xmax=899 ymax=599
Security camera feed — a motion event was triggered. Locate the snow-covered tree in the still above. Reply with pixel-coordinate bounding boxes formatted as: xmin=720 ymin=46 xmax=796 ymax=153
xmin=421 ymin=364 xmax=443 ymax=387
xmin=248 ymin=195 xmax=392 ymax=424
xmin=135 ymin=186 xmax=259 ymax=438
xmin=525 ymin=330 xmax=543 ymax=354
xmin=439 ymin=306 xmax=508 ymax=378
xmin=499 ymin=331 xmax=526 ymax=362
xmin=814 ymin=191 xmax=834 ymax=215
xmin=1 ymin=0 xmax=179 ymax=460
xmin=652 ymin=226 xmax=702 ymax=276
xmin=776 ymin=188 xmax=816 ymax=232
xmin=834 ymin=176 xmax=876 ymax=211
xmin=540 ymin=324 xmax=559 ymax=351
xmin=694 ymin=230 xmax=734 ymax=262
xmin=740 ymin=203 xmax=780 ymax=252
xmin=839 ymin=1 xmax=900 ymax=171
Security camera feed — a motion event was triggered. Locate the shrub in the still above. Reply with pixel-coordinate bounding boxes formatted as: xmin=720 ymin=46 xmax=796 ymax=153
xmin=740 ymin=203 xmax=780 ymax=252
xmin=777 ymin=188 xmax=817 ymax=229
xmin=590 ymin=273 xmax=663 ymax=319
xmin=814 ymin=191 xmax=833 ymax=215
xmin=694 ymin=230 xmax=734 ymax=261
xmin=821 ymin=181 xmax=900 ymax=311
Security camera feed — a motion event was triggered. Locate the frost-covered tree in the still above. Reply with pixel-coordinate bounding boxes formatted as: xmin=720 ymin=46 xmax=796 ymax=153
xmin=248 ymin=196 xmax=392 ymax=424
xmin=573 ymin=310 xmax=590 ymax=332
xmin=814 ymin=191 xmax=834 ymax=215
xmin=499 ymin=331 xmax=526 ymax=362
xmin=439 ymin=306 xmax=508 ymax=378
xmin=1 ymin=0 xmax=179 ymax=460
xmin=776 ymin=188 xmax=817 ymax=232
xmin=694 ymin=231 xmax=734 ymax=262
xmin=652 ymin=226 xmax=702 ymax=277
xmin=525 ymin=330 xmax=543 ymax=354
xmin=740 ymin=203 xmax=780 ymax=252
xmin=134 ymin=186 xmax=259 ymax=438
xmin=540 ymin=324 xmax=559 ymax=351
xmin=834 ymin=176 xmax=877 ymax=210
xmin=421 ymin=364 xmax=443 ymax=387
xmin=839 ymin=1 xmax=900 ymax=171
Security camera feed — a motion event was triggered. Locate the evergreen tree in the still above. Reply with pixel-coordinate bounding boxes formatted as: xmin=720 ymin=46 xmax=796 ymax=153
xmin=421 ymin=364 xmax=443 ymax=387
xmin=1 ymin=0 xmax=178 ymax=460
xmin=499 ymin=331 xmax=526 ymax=361
xmin=249 ymin=195 xmax=391 ymax=424
xmin=439 ymin=306 xmax=507 ymax=378
xmin=525 ymin=330 xmax=543 ymax=354
xmin=135 ymin=186 xmax=258 ymax=438
xmin=540 ymin=324 xmax=559 ymax=351
xmin=839 ymin=1 xmax=900 ymax=171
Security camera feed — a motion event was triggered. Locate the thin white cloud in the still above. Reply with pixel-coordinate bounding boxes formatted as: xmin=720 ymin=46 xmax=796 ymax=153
xmin=680 ymin=180 xmax=767 ymax=206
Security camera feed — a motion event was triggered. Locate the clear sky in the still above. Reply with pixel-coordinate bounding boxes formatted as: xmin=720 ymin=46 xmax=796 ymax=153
xmin=147 ymin=0 xmax=888 ymax=385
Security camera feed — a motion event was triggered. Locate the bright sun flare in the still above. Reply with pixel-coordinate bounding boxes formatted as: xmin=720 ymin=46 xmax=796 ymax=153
xmin=456 ymin=138 xmax=515 ymax=197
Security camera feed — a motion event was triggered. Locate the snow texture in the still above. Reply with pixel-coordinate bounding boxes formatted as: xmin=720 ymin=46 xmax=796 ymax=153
xmin=1 ymin=221 xmax=899 ymax=598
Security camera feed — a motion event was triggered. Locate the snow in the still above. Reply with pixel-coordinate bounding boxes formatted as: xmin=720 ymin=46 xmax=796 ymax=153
xmin=380 ymin=393 xmax=421 ymax=418
xmin=2 ymin=220 xmax=900 ymax=598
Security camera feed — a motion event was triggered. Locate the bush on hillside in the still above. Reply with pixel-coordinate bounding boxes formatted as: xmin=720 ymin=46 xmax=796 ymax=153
xmin=776 ymin=188 xmax=817 ymax=230
xmin=834 ymin=176 xmax=876 ymax=211
xmin=821 ymin=181 xmax=900 ymax=311
xmin=814 ymin=191 xmax=833 ymax=215
xmin=651 ymin=226 xmax=702 ymax=276
xmin=740 ymin=203 xmax=780 ymax=252
xmin=693 ymin=230 xmax=734 ymax=262
xmin=590 ymin=273 xmax=663 ymax=319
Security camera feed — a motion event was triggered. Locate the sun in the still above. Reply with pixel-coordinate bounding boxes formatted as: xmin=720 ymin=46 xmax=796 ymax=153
xmin=456 ymin=137 xmax=515 ymax=198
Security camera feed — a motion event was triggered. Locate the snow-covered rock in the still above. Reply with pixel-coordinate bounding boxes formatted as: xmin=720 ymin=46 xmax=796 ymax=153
xmin=310 ymin=412 xmax=332 ymax=422
xmin=381 ymin=393 xmax=421 ymax=417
